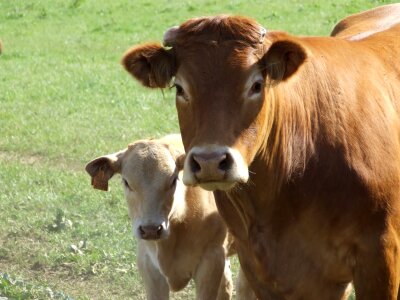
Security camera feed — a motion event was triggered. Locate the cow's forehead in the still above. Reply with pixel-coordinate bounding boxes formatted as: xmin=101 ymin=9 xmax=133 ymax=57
xmin=166 ymin=15 xmax=267 ymax=87
xmin=177 ymin=41 xmax=258 ymax=63
xmin=175 ymin=44 xmax=260 ymax=85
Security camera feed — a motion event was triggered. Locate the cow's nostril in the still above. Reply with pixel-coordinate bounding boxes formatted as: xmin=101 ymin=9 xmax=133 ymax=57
xmin=190 ymin=156 xmax=201 ymax=173
xmin=219 ymin=153 xmax=233 ymax=171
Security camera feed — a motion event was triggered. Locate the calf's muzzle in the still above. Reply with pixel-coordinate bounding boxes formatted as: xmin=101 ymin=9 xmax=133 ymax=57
xmin=139 ymin=224 xmax=164 ymax=240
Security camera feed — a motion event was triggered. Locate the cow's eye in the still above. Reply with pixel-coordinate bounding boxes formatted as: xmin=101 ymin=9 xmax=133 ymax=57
xmin=174 ymin=84 xmax=184 ymax=97
xmin=250 ymin=81 xmax=263 ymax=95
xmin=122 ymin=178 xmax=132 ymax=191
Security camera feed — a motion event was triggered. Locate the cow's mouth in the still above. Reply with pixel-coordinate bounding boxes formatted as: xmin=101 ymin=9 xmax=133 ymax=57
xmin=198 ymin=180 xmax=237 ymax=191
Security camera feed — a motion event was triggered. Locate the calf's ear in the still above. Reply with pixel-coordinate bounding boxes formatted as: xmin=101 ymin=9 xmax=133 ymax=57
xmin=122 ymin=43 xmax=176 ymax=88
xmin=85 ymin=151 xmax=124 ymax=191
xmin=262 ymin=39 xmax=307 ymax=82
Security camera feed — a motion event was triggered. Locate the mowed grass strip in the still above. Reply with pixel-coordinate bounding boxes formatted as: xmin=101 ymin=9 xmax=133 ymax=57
xmin=0 ymin=0 xmax=395 ymax=299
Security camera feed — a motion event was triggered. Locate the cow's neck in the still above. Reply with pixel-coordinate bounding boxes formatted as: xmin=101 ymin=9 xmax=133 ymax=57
xmin=256 ymin=82 xmax=318 ymax=198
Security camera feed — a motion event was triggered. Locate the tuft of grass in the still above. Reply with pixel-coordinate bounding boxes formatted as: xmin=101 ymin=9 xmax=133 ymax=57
xmin=0 ymin=0 xmax=397 ymax=298
xmin=1 ymin=273 xmax=75 ymax=300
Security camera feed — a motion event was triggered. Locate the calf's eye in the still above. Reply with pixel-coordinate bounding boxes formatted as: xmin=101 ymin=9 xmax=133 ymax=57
xmin=122 ymin=178 xmax=132 ymax=191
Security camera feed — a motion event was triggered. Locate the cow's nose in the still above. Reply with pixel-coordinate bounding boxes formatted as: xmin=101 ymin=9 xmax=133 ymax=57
xmin=138 ymin=224 xmax=163 ymax=240
xmin=190 ymin=151 xmax=233 ymax=181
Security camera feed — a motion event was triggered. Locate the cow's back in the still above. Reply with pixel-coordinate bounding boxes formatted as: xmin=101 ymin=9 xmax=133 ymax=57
xmin=331 ymin=4 xmax=400 ymax=40
xmin=357 ymin=23 xmax=400 ymax=114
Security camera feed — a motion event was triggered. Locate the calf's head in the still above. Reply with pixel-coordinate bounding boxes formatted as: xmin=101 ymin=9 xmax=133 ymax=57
xmin=86 ymin=139 xmax=185 ymax=240
xmin=122 ymin=16 xmax=307 ymax=191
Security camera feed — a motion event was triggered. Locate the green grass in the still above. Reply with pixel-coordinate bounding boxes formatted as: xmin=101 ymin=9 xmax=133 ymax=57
xmin=0 ymin=0 xmax=396 ymax=298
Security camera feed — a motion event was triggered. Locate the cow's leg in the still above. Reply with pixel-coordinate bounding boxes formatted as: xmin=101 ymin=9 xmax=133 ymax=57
xmin=236 ymin=267 xmax=257 ymax=300
xmin=193 ymin=246 xmax=228 ymax=300
xmin=353 ymin=227 xmax=400 ymax=300
xmin=137 ymin=245 xmax=169 ymax=300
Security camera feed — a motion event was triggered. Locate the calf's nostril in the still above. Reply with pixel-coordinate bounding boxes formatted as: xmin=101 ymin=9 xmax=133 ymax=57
xmin=157 ymin=225 xmax=163 ymax=236
xmin=190 ymin=156 xmax=201 ymax=173
xmin=139 ymin=226 xmax=145 ymax=236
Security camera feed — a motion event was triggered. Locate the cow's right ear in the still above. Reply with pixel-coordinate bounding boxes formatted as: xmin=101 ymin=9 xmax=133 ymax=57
xmin=85 ymin=151 xmax=124 ymax=191
xmin=121 ymin=43 xmax=176 ymax=88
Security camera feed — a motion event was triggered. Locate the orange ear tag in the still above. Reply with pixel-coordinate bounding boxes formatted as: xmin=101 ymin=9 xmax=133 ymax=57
xmin=91 ymin=169 xmax=109 ymax=191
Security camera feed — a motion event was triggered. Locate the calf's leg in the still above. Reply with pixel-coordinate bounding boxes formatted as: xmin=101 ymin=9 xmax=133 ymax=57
xmin=137 ymin=247 xmax=169 ymax=300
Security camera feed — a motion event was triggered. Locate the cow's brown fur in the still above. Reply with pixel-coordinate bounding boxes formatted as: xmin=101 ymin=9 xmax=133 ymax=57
xmin=122 ymin=5 xmax=400 ymax=299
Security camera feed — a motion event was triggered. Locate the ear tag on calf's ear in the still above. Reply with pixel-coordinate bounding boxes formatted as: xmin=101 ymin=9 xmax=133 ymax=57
xmin=259 ymin=27 xmax=267 ymax=43
xmin=91 ymin=168 xmax=109 ymax=191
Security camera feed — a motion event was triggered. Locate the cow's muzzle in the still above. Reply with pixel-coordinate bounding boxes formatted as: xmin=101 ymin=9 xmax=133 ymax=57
xmin=183 ymin=146 xmax=249 ymax=191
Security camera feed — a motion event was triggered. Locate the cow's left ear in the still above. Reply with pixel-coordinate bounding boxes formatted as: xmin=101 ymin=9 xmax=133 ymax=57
xmin=176 ymin=154 xmax=186 ymax=171
xmin=85 ymin=151 xmax=124 ymax=191
xmin=262 ymin=39 xmax=307 ymax=81
xmin=122 ymin=43 xmax=176 ymax=88
xmin=166 ymin=146 xmax=185 ymax=171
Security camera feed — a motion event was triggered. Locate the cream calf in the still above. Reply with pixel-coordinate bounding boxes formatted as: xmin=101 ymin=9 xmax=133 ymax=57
xmin=86 ymin=134 xmax=232 ymax=300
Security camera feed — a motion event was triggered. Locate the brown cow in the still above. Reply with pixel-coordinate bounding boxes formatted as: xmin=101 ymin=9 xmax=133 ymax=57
xmin=121 ymin=5 xmax=400 ymax=300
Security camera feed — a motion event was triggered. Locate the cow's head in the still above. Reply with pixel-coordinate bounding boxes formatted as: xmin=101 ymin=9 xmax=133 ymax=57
xmin=86 ymin=138 xmax=185 ymax=240
xmin=122 ymin=16 xmax=307 ymax=191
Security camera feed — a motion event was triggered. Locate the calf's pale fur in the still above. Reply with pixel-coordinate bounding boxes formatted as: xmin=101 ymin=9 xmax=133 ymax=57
xmin=86 ymin=134 xmax=233 ymax=300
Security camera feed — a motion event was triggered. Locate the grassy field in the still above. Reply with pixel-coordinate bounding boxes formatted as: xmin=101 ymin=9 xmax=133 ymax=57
xmin=0 ymin=0 xmax=396 ymax=299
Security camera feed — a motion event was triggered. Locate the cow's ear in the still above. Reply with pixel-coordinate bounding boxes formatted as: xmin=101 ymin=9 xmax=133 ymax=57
xmin=85 ymin=150 xmax=125 ymax=191
xmin=165 ymin=144 xmax=185 ymax=171
xmin=122 ymin=43 xmax=176 ymax=88
xmin=262 ymin=39 xmax=307 ymax=81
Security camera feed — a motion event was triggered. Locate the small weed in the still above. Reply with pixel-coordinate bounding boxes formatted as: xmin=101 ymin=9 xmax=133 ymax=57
xmin=69 ymin=0 xmax=85 ymax=9
xmin=38 ymin=8 xmax=47 ymax=19
xmin=6 ymin=8 xmax=25 ymax=20
xmin=48 ymin=209 xmax=73 ymax=232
